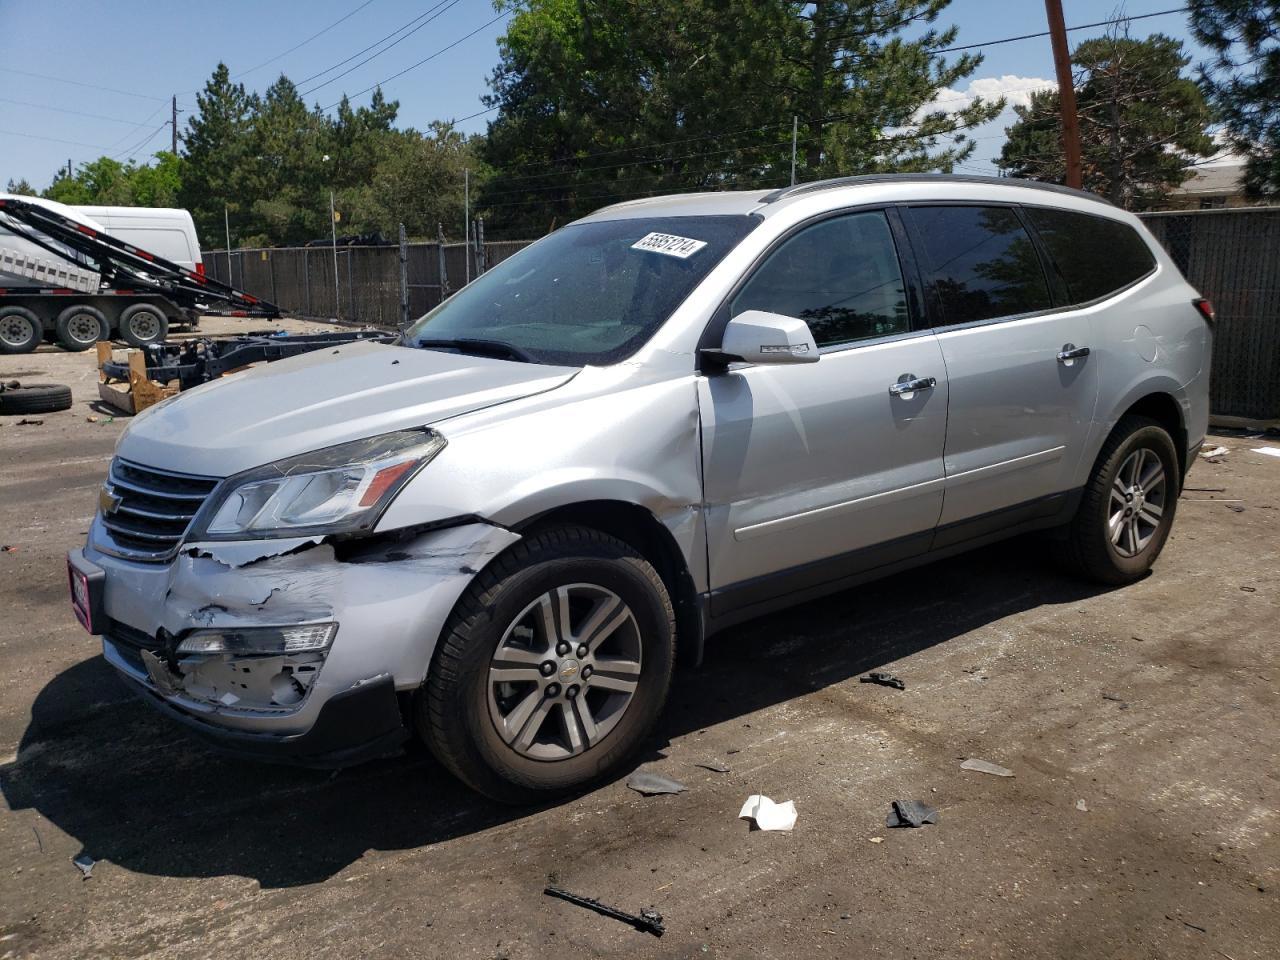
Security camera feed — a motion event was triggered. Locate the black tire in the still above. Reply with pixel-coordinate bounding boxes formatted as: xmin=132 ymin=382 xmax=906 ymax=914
xmin=118 ymin=303 xmax=169 ymax=347
xmin=419 ymin=525 xmax=676 ymax=804
xmin=55 ymin=304 xmax=109 ymax=352
xmin=1053 ymin=415 xmax=1180 ymax=584
xmin=0 ymin=382 xmax=74 ymax=415
xmin=0 ymin=306 xmax=43 ymax=355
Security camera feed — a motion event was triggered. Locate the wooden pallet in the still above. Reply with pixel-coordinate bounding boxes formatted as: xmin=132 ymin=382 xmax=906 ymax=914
xmin=95 ymin=342 xmax=179 ymax=415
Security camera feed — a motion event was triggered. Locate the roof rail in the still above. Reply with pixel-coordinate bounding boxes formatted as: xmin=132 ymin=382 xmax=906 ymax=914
xmin=760 ymin=173 xmax=1111 ymax=206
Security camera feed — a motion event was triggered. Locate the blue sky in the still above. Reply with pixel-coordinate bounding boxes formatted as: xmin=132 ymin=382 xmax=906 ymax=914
xmin=0 ymin=1 xmax=1206 ymax=191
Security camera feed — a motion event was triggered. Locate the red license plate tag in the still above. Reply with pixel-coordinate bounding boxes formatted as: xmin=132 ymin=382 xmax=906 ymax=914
xmin=68 ymin=561 xmax=94 ymax=633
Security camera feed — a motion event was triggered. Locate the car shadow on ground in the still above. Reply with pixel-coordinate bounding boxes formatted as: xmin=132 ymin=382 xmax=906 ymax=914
xmin=0 ymin=538 xmax=1115 ymax=888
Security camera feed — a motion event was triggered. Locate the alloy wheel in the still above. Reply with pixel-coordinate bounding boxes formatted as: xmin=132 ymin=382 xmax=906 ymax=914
xmin=1108 ymin=447 xmax=1167 ymax=557
xmin=487 ymin=583 xmax=642 ymax=761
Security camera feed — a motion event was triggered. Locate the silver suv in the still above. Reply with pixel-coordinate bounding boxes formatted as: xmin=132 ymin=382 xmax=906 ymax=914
xmin=68 ymin=175 xmax=1212 ymax=802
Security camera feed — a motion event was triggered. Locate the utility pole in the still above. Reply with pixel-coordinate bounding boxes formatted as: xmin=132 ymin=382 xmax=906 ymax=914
xmin=330 ymin=190 xmax=341 ymax=320
xmin=171 ymin=95 xmax=178 ymax=155
xmin=790 ymin=116 xmax=798 ymax=186
xmin=463 ymin=168 xmax=470 ymax=285
xmin=66 ymin=159 xmax=72 ymax=180
xmin=1045 ymin=0 xmax=1083 ymax=189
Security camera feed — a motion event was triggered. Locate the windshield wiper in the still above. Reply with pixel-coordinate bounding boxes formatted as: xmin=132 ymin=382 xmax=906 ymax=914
xmin=413 ymin=337 xmax=536 ymax=364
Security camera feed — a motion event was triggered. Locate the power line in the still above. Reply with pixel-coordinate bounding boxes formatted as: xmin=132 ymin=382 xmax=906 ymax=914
xmin=0 ymin=66 xmax=167 ymax=102
xmin=103 ymin=103 xmax=170 ymax=152
xmin=319 ymin=9 xmax=512 ymax=110
xmin=233 ymin=0 xmax=381 ymax=79
xmin=297 ymin=0 xmax=458 ymax=91
xmin=936 ymin=6 xmax=1189 ymax=54
xmin=0 ymin=128 xmax=111 ymax=150
xmin=0 ymin=96 xmax=160 ymax=127
xmin=112 ymin=121 xmax=170 ymax=161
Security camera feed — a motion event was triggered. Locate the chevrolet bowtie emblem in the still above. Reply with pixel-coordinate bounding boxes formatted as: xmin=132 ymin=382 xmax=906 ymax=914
xmin=99 ymin=483 xmax=123 ymax=515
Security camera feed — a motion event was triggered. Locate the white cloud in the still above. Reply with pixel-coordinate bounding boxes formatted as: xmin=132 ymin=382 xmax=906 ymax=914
xmin=923 ymin=74 xmax=1057 ymax=118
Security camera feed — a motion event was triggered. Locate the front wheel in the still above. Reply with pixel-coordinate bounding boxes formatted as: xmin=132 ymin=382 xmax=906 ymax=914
xmin=0 ymin=306 xmax=43 ymax=354
xmin=1054 ymin=415 xmax=1179 ymax=584
xmin=419 ymin=526 xmax=675 ymax=804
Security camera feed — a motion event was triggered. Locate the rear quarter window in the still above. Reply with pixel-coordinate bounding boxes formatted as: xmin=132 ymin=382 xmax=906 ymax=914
xmin=1025 ymin=207 xmax=1156 ymax=305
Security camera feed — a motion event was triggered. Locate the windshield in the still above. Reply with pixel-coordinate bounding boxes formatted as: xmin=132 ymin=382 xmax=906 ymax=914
xmin=405 ymin=215 xmax=759 ymax=365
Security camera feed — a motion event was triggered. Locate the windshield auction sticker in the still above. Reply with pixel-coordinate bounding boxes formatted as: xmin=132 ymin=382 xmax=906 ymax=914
xmin=631 ymin=232 xmax=708 ymax=259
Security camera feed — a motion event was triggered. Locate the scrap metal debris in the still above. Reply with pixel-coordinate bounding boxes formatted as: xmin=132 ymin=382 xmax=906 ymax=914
xmin=960 ymin=758 xmax=1014 ymax=777
xmin=859 ymin=671 xmax=905 ymax=690
xmin=16 ymin=418 xmax=43 ymax=426
xmin=543 ymin=886 xmax=665 ymax=937
xmin=886 ymin=800 xmax=938 ymax=828
xmin=625 ymin=771 xmax=687 ymax=796
xmin=739 ymin=794 xmax=798 ymax=831
xmin=693 ymin=762 xmax=730 ymax=773
xmin=72 ymin=854 xmax=95 ymax=879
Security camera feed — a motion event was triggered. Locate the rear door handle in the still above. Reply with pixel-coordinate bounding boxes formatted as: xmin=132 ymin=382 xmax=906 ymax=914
xmin=1057 ymin=344 xmax=1091 ymax=363
xmin=889 ymin=375 xmax=936 ymax=396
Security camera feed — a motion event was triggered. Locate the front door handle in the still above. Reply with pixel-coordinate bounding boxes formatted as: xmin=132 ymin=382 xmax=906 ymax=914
xmin=1057 ymin=344 xmax=1091 ymax=363
xmin=889 ymin=375 xmax=936 ymax=396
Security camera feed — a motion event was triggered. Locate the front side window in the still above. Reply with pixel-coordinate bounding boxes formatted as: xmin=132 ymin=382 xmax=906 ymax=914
xmin=1025 ymin=207 xmax=1156 ymax=305
xmin=910 ymin=205 xmax=1051 ymax=326
xmin=731 ymin=210 xmax=909 ymax=347
xmin=405 ymin=215 xmax=759 ymax=365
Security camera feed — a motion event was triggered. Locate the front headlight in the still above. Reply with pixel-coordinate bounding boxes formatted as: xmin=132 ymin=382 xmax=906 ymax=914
xmin=190 ymin=429 xmax=445 ymax=540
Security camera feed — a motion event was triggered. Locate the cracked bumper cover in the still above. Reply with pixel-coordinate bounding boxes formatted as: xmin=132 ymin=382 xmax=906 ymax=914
xmin=81 ymin=520 xmax=521 ymax=765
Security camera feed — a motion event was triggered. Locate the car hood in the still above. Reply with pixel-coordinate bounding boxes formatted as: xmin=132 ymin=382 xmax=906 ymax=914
xmin=117 ymin=340 xmax=579 ymax=477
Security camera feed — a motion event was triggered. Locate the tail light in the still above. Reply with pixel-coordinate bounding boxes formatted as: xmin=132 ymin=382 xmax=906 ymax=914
xmin=196 ymin=262 xmax=206 ymax=277
xmin=1193 ymin=298 xmax=1215 ymax=324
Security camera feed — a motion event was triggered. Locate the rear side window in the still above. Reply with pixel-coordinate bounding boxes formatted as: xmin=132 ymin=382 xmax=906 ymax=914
xmin=909 ymin=206 xmax=1051 ymax=326
xmin=731 ymin=210 xmax=909 ymax=347
xmin=1025 ymin=207 xmax=1156 ymax=304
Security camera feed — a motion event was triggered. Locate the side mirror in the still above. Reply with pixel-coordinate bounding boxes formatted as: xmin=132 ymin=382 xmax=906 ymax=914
xmin=705 ymin=310 xmax=820 ymax=367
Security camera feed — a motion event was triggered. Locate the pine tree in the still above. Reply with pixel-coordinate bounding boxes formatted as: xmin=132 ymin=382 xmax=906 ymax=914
xmin=180 ymin=63 xmax=257 ymax=246
xmin=999 ymin=33 xmax=1215 ymax=209
xmin=1188 ymin=0 xmax=1280 ymax=196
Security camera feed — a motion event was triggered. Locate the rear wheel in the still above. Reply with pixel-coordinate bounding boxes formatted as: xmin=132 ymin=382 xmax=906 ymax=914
xmin=118 ymin=303 xmax=168 ymax=347
xmin=55 ymin=304 xmax=109 ymax=351
xmin=419 ymin=525 xmax=675 ymax=804
xmin=1054 ymin=415 xmax=1179 ymax=584
xmin=0 ymin=307 xmax=42 ymax=354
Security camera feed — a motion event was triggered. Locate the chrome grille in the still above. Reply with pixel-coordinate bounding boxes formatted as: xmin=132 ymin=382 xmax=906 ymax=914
xmin=96 ymin=458 xmax=220 ymax=562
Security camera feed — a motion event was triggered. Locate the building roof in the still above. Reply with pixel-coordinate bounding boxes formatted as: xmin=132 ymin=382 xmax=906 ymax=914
xmin=1171 ymin=162 xmax=1246 ymax=197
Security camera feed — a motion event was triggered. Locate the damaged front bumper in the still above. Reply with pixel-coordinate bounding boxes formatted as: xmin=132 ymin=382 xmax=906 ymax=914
xmin=75 ymin=519 xmax=520 ymax=767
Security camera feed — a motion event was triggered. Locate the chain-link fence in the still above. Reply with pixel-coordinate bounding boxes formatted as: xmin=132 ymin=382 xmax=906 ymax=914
xmin=1139 ymin=207 xmax=1280 ymax=423
xmin=205 ymin=209 xmax=1280 ymax=422
xmin=203 ymin=235 xmax=536 ymax=328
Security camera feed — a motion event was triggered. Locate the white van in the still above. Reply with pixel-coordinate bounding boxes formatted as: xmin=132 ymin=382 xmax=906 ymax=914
xmin=74 ymin=206 xmax=202 ymax=274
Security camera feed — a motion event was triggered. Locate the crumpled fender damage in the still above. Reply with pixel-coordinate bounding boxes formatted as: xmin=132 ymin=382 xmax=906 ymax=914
xmin=96 ymin=521 xmax=520 ymax=724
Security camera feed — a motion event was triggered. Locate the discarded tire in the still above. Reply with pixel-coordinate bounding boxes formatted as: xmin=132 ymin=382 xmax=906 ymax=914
xmin=55 ymin=304 xmax=110 ymax=351
xmin=118 ymin=303 xmax=168 ymax=348
xmin=0 ymin=306 xmax=43 ymax=355
xmin=0 ymin=382 xmax=74 ymax=415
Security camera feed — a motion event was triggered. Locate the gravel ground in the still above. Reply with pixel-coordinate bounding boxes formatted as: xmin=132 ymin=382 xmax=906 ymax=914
xmin=1 ymin=321 xmax=1277 ymax=959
